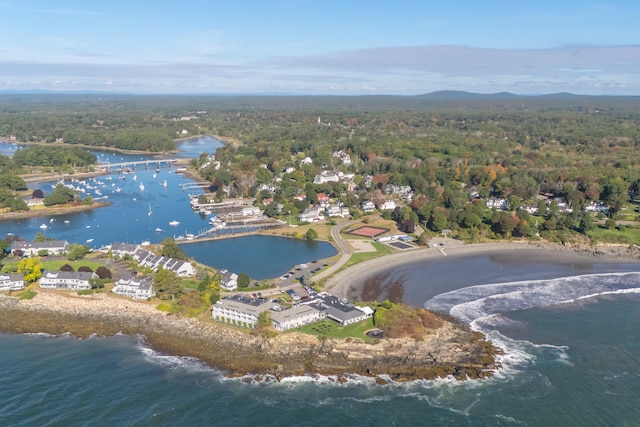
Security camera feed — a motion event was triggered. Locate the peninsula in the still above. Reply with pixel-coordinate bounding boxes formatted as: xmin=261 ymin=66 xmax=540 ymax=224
xmin=0 ymin=291 xmax=498 ymax=382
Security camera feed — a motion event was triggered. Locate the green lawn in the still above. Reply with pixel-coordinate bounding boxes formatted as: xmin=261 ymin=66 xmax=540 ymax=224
xmin=293 ymin=318 xmax=376 ymax=341
xmin=334 ymin=241 xmax=393 ymax=274
xmin=1 ymin=259 xmax=104 ymax=273
xmin=588 ymin=225 xmax=640 ymax=245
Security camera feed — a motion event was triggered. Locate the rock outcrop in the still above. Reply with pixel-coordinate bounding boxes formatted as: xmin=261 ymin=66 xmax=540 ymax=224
xmin=0 ymin=292 xmax=499 ymax=382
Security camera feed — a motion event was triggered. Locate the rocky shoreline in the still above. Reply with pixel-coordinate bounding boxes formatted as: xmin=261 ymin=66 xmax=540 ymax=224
xmin=0 ymin=291 xmax=499 ymax=383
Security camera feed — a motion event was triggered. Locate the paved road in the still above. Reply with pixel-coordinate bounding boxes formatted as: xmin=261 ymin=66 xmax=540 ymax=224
xmin=312 ymin=219 xmax=357 ymax=282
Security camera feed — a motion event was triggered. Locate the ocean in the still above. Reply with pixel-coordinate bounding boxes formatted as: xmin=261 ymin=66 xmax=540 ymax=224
xmin=3 ymin=270 xmax=640 ymax=426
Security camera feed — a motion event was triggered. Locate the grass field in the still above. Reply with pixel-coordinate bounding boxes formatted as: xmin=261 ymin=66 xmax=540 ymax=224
xmin=294 ymin=318 xmax=376 ymax=341
xmin=588 ymin=225 xmax=640 ymax=245
xmin=1 ymin=259 xmax=105 ymax=273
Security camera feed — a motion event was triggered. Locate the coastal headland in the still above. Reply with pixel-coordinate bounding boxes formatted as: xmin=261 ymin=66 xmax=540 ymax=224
xmin=0 ymin=291 xmax=498 ymax=382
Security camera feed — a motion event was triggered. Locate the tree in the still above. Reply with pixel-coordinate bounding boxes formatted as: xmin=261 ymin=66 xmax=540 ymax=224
xmin=60 ymin=264 xmax=74 ymax=272
xmin=601 ymin=177 xmax=628 ymax=216
xmin=32 ymin=189 xmax=44 ymax=199
xmin=95 ymin=266 xmax=112 ymax=279
xmin=160 ymin=238 xmax=187 ymax=260
xmin=153 ymin=267 xmax=182 ymax=300
xmin=197 ymin=194 xmax=208 ymax=204
xmin=257 ymin=310 xmax=272 ymax=328
xmin=17 ymin=257 xmax=43 ymax=284
xmin=67 ymin=244 xmax=90 ymax=261
xmin=34 ymin=232 xmax=51 ymax=242
xmin=237 ymin=273 xmax=250 ymax=288
xmin=78 ymin=266 xmax=93 ymax=273
xmin=305 ymin=228 xmax=318 ymax=240
xmin=90 ymin=277 xmax=105 ymax=289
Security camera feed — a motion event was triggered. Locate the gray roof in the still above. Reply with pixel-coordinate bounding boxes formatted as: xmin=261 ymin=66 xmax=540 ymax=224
xmin=316 ymin=295 xmax=365 ymax=323
xmin=12 ymin=240 xmax=68 ymax=250
xmin=270 ymin=304 xmax=320 ymax=324
xmin=41 ymin=270 xmax=95 ymax=281
xmin=215 ymin=295 xmax=274 ymax=317
xmin=111 ymin=242 xmax=138 ymax=253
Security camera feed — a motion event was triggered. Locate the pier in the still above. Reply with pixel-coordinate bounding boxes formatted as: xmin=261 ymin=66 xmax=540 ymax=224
xmin=97 ymin=158 xmax=181 ymax=172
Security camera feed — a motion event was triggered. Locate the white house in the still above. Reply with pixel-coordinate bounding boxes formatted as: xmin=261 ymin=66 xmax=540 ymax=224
xmin=299 ymin=206 xmax=325 ymax=222
xmin=220 ymin=269 xmax=238 ymax=291
xmin=379 ymin=200 xmax=397 ymax=211
xmin=313 ymin=172 xmax=340 ymax=184
xmin=0 ymin=274 xmax=25 ymax=291
xmin=12 ymin=240 xmax=68 ymax=256
xmin=112 ymin=277 xmax=155 ymax=300
xmin=486 ymin=197 xmax=509 ymax=210
xmin=361 ymin=201 xmax=375 ymax=213
xmin=39 ymin=270 xmax=96 ymax=291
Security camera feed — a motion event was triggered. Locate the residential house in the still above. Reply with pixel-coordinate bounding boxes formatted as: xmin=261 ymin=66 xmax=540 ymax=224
xmin=316 ymin=193 xmax=330 ymax=204
xmin=486 ymin=197 xmax=509 ymax=210
xmin=313 ymin=171 xmax=340 ymax=184
xmin=361 ymin=201 xmax=376 ymax=213
xmin=0 ymin=273 xmax=25 ymax=291
xmin=39 ymin=270 xmax=97 ymax=291
xmin=220 ymin=269 xmax=238 ymax=291
xmin=299 ymin=206 xmax=325 ymax=222
xmin=585 ymin=201 xmax=609 ymax=214
xmin=112 ymin=277 xmax=154 ymax=300
xmin=109 ymin=242 xmax=138 ymax=257
xmin=379 ymin=200 xmax=397 ymax=211
xmin=12 ymin=240 xmax=68 ymax=257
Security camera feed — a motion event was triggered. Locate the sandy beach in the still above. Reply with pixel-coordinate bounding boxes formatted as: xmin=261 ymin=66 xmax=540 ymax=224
xmin=325 ymin=239 xmax=640 ymax=304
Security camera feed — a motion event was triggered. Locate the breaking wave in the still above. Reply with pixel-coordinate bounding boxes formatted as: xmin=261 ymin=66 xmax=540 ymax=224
xmin=425 ymin=272 xmax=640 ymax=323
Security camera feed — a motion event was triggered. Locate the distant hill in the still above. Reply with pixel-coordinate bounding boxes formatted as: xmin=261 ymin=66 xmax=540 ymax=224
xmin=416 ymin=90 xmax=523 ymax=100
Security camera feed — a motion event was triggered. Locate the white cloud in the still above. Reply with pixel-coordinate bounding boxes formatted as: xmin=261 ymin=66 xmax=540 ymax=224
xmin=0 ymin=45 xmax=638 ymax=95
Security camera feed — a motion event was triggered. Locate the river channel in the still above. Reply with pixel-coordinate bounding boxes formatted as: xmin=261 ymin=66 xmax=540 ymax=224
xmin=0 ymin=137 xmax=336 ymax=278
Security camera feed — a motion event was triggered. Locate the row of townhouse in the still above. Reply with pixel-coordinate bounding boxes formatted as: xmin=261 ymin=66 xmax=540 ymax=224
xmin=106 ymin=242 xmax=196 ymax=277
xmin=112 ymin=277 xmax=155 ymax=300
xmin=0 ymin=274 xmax=25 ymax=291
xmin=11 ymin=240 xmax=68 ymax=256
xmin=39 ymin=270 xmax=97 ymax=291
xmin=211 ymin=293 xmax=374 ymax=331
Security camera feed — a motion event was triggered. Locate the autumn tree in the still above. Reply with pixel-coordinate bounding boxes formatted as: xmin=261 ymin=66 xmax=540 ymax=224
xmin=17 ymin=257 xmax=43 ymax=284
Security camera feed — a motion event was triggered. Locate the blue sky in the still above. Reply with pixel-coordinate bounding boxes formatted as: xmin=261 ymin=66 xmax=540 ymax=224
xmin=0 ymin=0 xmax=638 ymax=95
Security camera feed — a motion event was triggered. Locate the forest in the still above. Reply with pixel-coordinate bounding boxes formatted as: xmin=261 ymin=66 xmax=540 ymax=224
xmin=1 ymin=93 xmax=639 ymax=244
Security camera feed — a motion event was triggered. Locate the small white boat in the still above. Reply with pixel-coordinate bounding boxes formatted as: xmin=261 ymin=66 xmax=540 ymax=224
xmin=147 ymin=202 xmax=153 ymax=216
xmin=155 ymin=228 xmax=163 ymax=232
xmin=169 ymin=220 xmax=180 ymax=226
xmin=139 ymin=183 xmax=145 ymax=191
xmin=39 ymin=224 xmax=48 ymax=229
xmin=86 ymin=239 xmax=94 ymax=243
xmin=64 ymin=220 xmax=70 ymax=224
xmin=163 ymin=180 xmax=168 ymax=188
xmin=49 ymin=218 xmax=54 ymax=223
